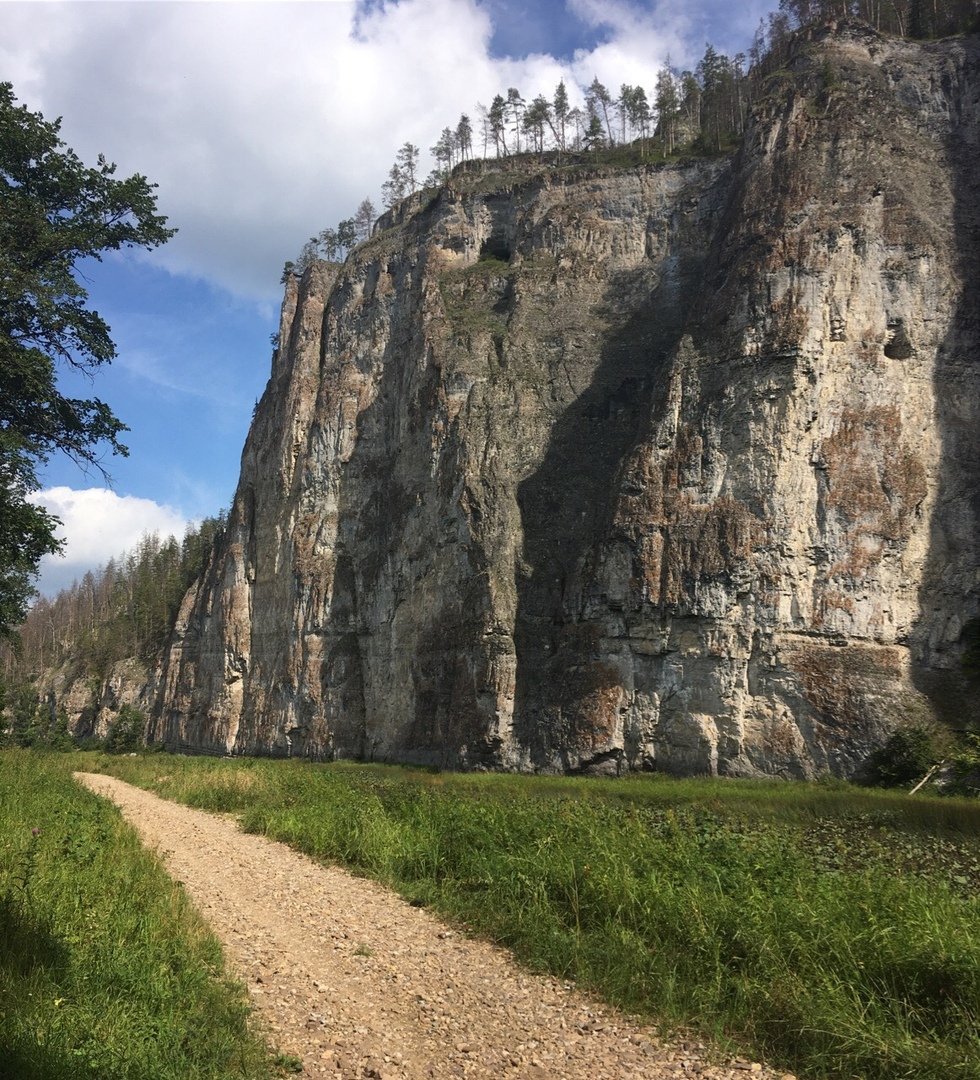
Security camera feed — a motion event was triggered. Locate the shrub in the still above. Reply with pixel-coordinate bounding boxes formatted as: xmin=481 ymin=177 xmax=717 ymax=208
xmin=104 ymin=704 xmax=145 ymax=754
xmin=948 ymin=735 xmax=980 ymax=797
xmin=864 ymin=725 xmax=939 ymax=788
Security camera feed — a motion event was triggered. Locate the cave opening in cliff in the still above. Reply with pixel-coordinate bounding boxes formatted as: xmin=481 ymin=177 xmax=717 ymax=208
xmin=479 ymin=235 xmax=511 ymax=263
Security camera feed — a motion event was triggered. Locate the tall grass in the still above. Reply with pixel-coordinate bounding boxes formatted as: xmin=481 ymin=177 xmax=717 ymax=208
xmin=89 ymin=753 xmax=980 ymax=1080
xmin=0 ymin=750 xmax=275 ymax=1079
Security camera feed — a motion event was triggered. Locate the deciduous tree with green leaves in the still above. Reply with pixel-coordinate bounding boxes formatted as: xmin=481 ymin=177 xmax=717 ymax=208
xmin=0 ymin=82 xmax=175 ymax=635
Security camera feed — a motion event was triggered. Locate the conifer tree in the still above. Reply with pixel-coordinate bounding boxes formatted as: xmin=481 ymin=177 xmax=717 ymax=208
xmin=586 ymin=77 xmax=615 ymax=144
xmin=381 ymin=163 xmax=407 ymax=209
xmin=336 ymin=218 xmax=357 ymax=254
xmin=489 ymin=94 xmax=507 ymax=155
xmin=0 ymin=83 xmax=175 ymax=634
xmin=584 ymin=110 xmax=606 ymax=159
xmin=506 ymin=88 xmax=526 ymax=152
xmin=455 ymin=114 xmax=473 ymax=161
xmin=655 ymin=63 xmax=680 ymax=155
xmin=354 ymin=198 xmax=376 ymax=243
xmin=395 ymin=143 xmax=420 ymax=192
xmin=523 ymin=96 xmax=551 ymax=155
xmin=317 ymin=226 xmax=340 ymax=260
xmin=553 ymin=80 xmax=570 ymax=152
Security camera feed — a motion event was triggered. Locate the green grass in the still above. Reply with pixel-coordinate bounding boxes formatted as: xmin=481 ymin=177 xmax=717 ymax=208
xmin=0 ymin=750 xmax=277 ymax=1079
xmin=81 ymin=752 xmax=980 ymax=1080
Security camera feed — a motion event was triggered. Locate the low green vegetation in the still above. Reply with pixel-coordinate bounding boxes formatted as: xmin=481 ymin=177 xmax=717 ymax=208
xmin=437 ymin=260 xmax=511 ymax=340
xmin=0 ymin=751 xmax=276 ymax=1079
xmin=86 ymin=751 xmax=980 ymax=1080
xmin=865 ymin=725 xmax=980 ymax=795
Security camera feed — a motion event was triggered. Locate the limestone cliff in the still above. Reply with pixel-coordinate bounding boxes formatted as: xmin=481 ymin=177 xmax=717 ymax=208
xmin=150 ymin=25 xmax=980 ymax=776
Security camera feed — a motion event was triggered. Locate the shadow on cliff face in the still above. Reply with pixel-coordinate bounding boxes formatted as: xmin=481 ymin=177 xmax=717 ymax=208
xmin=316 ymin=236 xmax=505 ymax=767
xmin=512 ymin=259 xmax=701 ymax=770
xmin=911 ymin=38 xmax=980 ymax=730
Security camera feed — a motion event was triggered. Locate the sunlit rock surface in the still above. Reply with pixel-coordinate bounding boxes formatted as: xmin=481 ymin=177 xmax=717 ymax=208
xmin=150 ymin=25 xmax=980 ymax=776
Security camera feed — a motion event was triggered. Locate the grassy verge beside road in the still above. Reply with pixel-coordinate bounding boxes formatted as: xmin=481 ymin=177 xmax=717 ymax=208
xmin=86 ymin=752 xmax=980 ymax=1080
xmin=0 ymin=750 xmax=275 ymax=1079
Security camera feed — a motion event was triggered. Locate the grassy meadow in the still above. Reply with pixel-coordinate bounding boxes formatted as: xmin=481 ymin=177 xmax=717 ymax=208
xmin=77 ymin=751 xmax=980 ymax=1080
xmin=0 ymin=750 xmax=277 ymax=1079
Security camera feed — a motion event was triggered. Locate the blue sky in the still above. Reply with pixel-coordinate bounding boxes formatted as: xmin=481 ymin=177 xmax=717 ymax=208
xmin=3 ymin=0 xmax=773 ymax=595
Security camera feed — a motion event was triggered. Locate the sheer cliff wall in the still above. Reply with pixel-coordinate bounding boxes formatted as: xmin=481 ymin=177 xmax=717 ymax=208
xmin=150 ymin=26 xmax=980 ymax=776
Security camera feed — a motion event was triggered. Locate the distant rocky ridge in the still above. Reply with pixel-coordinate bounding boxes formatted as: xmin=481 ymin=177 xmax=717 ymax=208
xmin=92 ymin=25 xmax=980 ymax=775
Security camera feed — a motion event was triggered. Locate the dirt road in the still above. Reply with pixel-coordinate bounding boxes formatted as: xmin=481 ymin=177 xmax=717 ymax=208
xmin=75 ymin=772 xmax=794 ymax=1080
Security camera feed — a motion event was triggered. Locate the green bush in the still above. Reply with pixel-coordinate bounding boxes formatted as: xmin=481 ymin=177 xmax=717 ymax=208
xmin=864 ymin=725 xmax=939 ymax=788
xmin=104 ymin=704 xmax=145 ymax=754
xmin=948 ymin=735 xmax=980 ymax=797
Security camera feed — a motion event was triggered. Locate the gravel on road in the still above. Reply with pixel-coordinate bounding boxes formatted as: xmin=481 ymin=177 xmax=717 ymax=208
xmin=75 ymin=772 xmax=796 ymax=1080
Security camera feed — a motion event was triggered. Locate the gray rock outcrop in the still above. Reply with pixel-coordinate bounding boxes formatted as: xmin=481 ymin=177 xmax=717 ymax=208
xmin=149 ymin=25 xmax=980 ymax=776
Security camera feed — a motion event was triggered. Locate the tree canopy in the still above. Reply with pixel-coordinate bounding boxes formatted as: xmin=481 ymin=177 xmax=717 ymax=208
xmin=291 ymin=4 xmax=980 ymax=288
xmin=0 ymin=82 xmax=175 ymax=634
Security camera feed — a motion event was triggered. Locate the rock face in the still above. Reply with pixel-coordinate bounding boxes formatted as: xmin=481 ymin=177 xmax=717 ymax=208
xmin=44 ymin=657 xmax=155 ymax=741
xmin=150 ymin=25 xmax=980 ymax=776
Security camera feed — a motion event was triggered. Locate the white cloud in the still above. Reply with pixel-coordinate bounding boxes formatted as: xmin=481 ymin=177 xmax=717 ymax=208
xmin=569 ymin=0 xmax=688 ymax=63
xmin=0 ymin=0 xmax=694 ymax=304
xmin=27 ymin=488 xmax=193 ymax=597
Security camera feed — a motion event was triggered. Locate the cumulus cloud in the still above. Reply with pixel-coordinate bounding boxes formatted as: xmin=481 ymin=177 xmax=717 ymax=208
xmin=27 ymin=488 xmax=193 ymax=598
xmin=2 ymin=0 xmax=781 ymax=593
xmin=568 ymin=0 xmax=688 ymax=76
xmin=0 ymin=0 xmax=714 ymax=305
